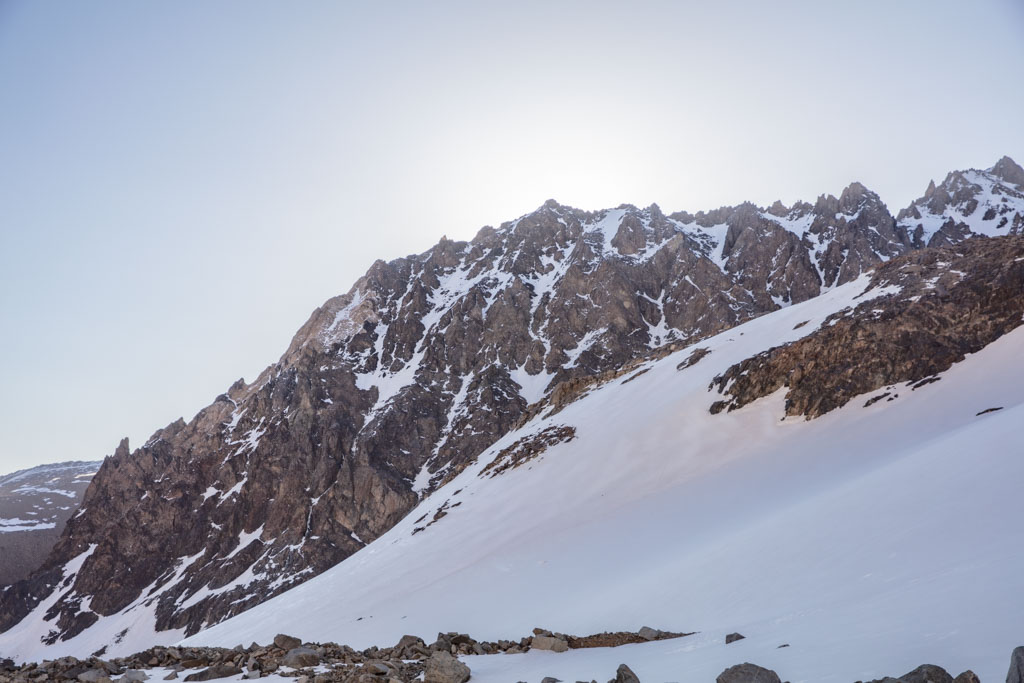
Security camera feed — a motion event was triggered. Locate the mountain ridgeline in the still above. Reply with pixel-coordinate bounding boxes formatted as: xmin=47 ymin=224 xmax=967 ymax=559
xmin=3 ymin=156 xmax=1023 ymax=656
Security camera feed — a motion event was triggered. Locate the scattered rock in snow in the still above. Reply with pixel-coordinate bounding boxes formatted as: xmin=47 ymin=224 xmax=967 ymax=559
xmin=677 ymin=347 xmax=711 ymax=370
xmin=182 ymin=664 xmax=242 ymax=682
xmin=568 ymin=629 xmax=692 ymax=649
xmin=725 ymin=632 xmax=746 ymax=644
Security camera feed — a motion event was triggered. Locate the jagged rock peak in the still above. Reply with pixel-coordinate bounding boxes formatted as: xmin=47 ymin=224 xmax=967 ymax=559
xmin=838 ymin=181 xmax=884 ymax=214
xmin=897 ymin=155 xmax=1024 ymax=248
xmin=989 ymin=155 xmax=1024 ymax=186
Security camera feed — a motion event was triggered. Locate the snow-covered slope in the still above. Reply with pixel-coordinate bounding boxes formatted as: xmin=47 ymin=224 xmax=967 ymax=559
xmin=148 ymin=273 xmax=1024 ymax=682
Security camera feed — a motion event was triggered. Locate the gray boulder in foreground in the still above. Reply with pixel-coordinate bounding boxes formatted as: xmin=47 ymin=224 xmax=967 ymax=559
xmin=532 ymin=634 xmax=569 ymax=652
xmin=716 ymin=662 xmax=781 ymax=683
xmin=423 ymin=651 xmax=470 ymax=683
xmin=282 ymin=647 xmax=320 ymax=668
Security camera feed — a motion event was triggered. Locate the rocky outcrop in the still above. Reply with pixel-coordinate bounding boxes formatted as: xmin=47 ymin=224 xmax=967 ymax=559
xmin=0 ymin=462 xmax=99 ymax=586
xmin=1007 ymin=646 xmax=1024 ymax=683
xmin=4 ymin=158 xmax=1022 ymax=657
xmin=863 ymin=663 xmax=956 ymax=683
xmin=710 ymin=235 xmax=1024 ymax=418
xmin=610 ymin=663 xmax=641 ymax=683
xmin=716 ymin=663 xmax=781 ymax=683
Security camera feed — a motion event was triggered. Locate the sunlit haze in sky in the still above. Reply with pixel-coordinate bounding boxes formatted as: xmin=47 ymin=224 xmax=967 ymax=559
xmin=2 ymin=0 xmax=1023 ymax=472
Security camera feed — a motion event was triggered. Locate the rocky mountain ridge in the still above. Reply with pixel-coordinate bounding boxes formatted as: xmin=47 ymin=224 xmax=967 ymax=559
xmin=2 ymin=156 xmax=1022 ymax=658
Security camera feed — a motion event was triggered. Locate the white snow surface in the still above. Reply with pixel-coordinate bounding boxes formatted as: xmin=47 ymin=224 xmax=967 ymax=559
xmin=174 ymin=274 xmax=1024 ymax=683
xmin=0 ymin=518 xmax=57 ymax=532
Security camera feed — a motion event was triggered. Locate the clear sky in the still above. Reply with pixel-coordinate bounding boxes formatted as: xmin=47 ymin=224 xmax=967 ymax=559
xmin=1 ymin=0 xmax=1023 ymax=473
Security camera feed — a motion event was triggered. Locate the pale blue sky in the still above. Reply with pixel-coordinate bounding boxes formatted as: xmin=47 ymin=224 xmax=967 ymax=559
xmin=2 ymin=1 xmax=1023 ymax=472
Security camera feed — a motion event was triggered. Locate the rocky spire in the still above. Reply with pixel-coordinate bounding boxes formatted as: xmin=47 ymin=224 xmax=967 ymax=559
xmin=990 ymin=155 xmax=1024 ymax=186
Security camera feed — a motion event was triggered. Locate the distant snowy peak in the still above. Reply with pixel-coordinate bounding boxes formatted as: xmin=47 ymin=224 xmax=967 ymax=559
xmin=897 ymin=156 xmax=1024 ymax=247
xmin=0 ymin=461 xmax=99 ymax=585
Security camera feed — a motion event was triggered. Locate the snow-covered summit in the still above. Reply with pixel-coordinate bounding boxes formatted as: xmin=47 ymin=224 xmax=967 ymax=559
xmin=898 ymin=156 xmax=1024 ymax=246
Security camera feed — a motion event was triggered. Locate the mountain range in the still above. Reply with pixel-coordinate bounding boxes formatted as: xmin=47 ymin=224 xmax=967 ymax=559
xmin=1 ymin=156 xmax=1023 ymax=680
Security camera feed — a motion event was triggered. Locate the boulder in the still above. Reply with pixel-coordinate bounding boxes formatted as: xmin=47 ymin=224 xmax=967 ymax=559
xmin=637 ymin=627 xmax=663 ymax=641
xmin=716 ymin=663 xmax=781 ymax=683
xmin=78 ymin=671 xmax=113 ymax=683
xmin=610 ymin=664 xmax=640 ymax=683
xmin=725 ymin=633 xmax=746 ymax=644
xmin=395 ymin=635 xmax=426 ymax=651
xmin=951 ymin=672 xmax=979 ymax=683
xmin=423 ymin=651 xmax=470 ymax=683
xmin=897 ymin=664 xmax=953 ymax=683
xmin=122 ymin=671 xmax=149 ymax=682
xmin=1008 ymin=646 xmax=1024 ymax=683
xmin=183 ymin=665 xmax=243 ymax=682
xmin=282 ymin=647 xmax=320 ymax=668
xmin=364 ymin=660 xmax=393 ymax=676
xmin=532 ymin=635 xmax=569 ymax=653
xmin=274 ymin=634 xmax=302 ymax=650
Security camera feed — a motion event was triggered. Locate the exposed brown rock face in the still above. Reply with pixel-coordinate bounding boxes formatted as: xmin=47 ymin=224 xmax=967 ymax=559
xmin=3 ymin=158 xmax=1023 ymax=657
xmin=0 ymin=462 xmax=99 ymax=586
xmin=709 ymin=235 xmax=1024 ymax=418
